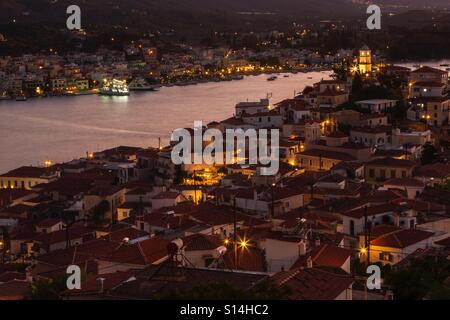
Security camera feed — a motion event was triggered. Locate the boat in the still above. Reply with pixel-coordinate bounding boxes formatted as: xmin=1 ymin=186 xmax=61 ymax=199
xmin=99 ymin=79 xmax=130 ymax=96
xmin=15 ymin=95 xmax=27 ymax=101
xmin=446 ymin=68 xmax=450 ymax=71
xmin=231 ymin=75 xmax=244 ymax=80
xmin=128 ymin=77 xmax=161 ymax=91
xmin=267 ymin=76 xmax=278 ymax=81
xmin=440 ymin=64 xmax=449 ymax=67
xmin=0 ymin=93 xmax=11 ymax=100
xmin=283 ymin=75 xmax=289 ymax=78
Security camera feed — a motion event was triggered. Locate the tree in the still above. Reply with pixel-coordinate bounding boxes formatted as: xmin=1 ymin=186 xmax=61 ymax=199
xmin=351 ymin=73 xmax=363 ymax=98
xmin=421 ymin=142 xmax=438 ymax=165
xmin=90 ymin=200 xmax=110 ymax=225
xmin=383 ymin=256 xmax=450 ymax=300
xmin=29 ymin=276 xmax=68 ymax=300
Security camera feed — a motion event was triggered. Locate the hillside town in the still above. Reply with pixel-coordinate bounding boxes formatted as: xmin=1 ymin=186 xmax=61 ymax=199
xmin=1 ymin=46 xmax=450 ymax=300
xmin=0 ymin=36 xmax=353 ymax=100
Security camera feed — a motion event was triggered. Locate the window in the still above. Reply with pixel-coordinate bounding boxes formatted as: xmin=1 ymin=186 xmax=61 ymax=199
xmin=349 ymin=220 xmax=355 ymax=236
xmin=379 ymin=252 xmax=394 ymax=262
xmin=369 ymin=169 xmax=375 ymax=178
xmin=380 ymin=169 xmax=385 ymax=179
xmin=402 ymin=170 xmax=407 ymax=178
xmin=390 ymin=170 xmax=396 ymax=178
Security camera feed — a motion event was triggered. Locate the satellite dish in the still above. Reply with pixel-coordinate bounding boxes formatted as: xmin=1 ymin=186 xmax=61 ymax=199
xmin=167 ymin=238 xmax=183 ymax=254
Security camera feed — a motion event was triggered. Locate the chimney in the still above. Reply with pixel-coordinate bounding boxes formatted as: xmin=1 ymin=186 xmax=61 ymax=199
xmin=299 ymin=239 xmax=307 ymax=256
xmin=315 ymin=238 xmax=320 ymax=247
xmin=306 ymin=256 xmax=313 ymax=269
xmin=97 ymin=277 xmax=106 ymax=294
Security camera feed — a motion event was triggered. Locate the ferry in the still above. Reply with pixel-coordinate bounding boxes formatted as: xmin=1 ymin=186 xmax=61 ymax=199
xmin=128 ymin=77 xmax=161 ymax=91
xmin=267 ymin=75 xmax=278 ymax=81
xmin=99 ymin=79 xmax=130 ymax=96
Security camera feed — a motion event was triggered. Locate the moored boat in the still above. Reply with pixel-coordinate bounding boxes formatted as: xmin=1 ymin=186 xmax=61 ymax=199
xmin=99 ymin=79 xmax=130 ymax=96
xmin=128 ymin=77 xmax=161 ymax=91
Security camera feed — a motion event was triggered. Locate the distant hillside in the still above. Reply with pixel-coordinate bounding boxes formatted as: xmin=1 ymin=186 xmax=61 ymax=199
xmin=1 ymin=0 xmax=363 ymax=26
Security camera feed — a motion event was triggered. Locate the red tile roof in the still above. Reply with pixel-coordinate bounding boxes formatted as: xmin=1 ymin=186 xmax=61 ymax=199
xmin=0 ymin=280 xmax=31 ymax=300
xmin=291 ymin=244 xmax=351 ymax=270
xmin=0 ymin=166 xmax=50 ymax=178
xmin=182 ymin=233 xmax=222 ymax=251
xmin=366 ymin=157 xmax=417 ymax=168
xmin=370 ymin=229 xmax=434 ymax=248
xmin=299 ymin=149 xmax=356 ymax=161
xmin=342 ymin=203 xmax=398 ymax=219
xmin=412 ymin=81 xmax=446 ymax=87
xmin=384 ymin=178 xmax=425 ymax=188
xmin=411 ymin=66 xmax=447 ymax=75
xmin=36 ymin=218 xmax=62 ymax=229
xmin=0 ymin=272 xmax=26 ymax=283
xmin=271 ymin=267 xmax=354 ymax=300
xmin=61 ymin=270 xmax=137 ymax=296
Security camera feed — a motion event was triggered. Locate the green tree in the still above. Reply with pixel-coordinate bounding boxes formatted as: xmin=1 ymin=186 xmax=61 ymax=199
xmin=383 ymin=256 xmax=450 ymax=300
xmin=29 ymin=276 xmax=68 ymax=300
xmin=420 ymin=142 xmax=438 ymax=165
xmin=351 ymin=73 xmax=363 ymax=98
xmin=90 ymin=200 xmax=110 ymax=225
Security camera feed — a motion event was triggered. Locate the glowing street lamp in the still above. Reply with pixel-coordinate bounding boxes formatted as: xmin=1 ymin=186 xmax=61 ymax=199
xmin=239 ymin=239 xmax=249 ymax=249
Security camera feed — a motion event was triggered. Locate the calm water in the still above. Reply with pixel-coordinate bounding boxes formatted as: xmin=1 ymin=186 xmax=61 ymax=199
xmin=0 ymin=71 xmax=332 ymax=173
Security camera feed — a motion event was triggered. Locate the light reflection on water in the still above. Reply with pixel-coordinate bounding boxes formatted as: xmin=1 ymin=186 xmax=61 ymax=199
xmin=0 ymin=72 xmax=332 ymax=172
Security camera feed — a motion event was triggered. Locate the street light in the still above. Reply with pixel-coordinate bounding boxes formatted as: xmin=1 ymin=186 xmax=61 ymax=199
xmin=239 ymin=239 xmax=249 ymax=249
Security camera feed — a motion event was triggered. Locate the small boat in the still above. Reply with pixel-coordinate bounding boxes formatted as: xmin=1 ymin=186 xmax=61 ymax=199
xmin=0 ymin=94 xmax=11 ymax=100
xmin=129 ymin=77 xmax=161 ymax=91
xmin=440 ymin=63 xmax=449 ymax=67
xmin=231 ymin=75 xmax=244 ymax=80
xmin=15 ymin=95 xmax=27 ymax=101
xmin=99 ymin=79 xmax=130 ymax=96
xmin=267 ymin=76 xmax=277 ymax=81
xmin=307 ymin=76 xmax=313 ymax=79
xmin=283 ymin=74 xmax=289 ymax=78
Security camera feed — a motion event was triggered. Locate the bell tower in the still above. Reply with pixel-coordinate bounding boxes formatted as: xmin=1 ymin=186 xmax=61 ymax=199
xmin=358 ymin=45 xmax=372 ymax=75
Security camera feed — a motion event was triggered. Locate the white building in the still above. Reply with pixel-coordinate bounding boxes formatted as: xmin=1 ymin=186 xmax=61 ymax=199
xmin=356 ymin=99 xmax=398 ymax=113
